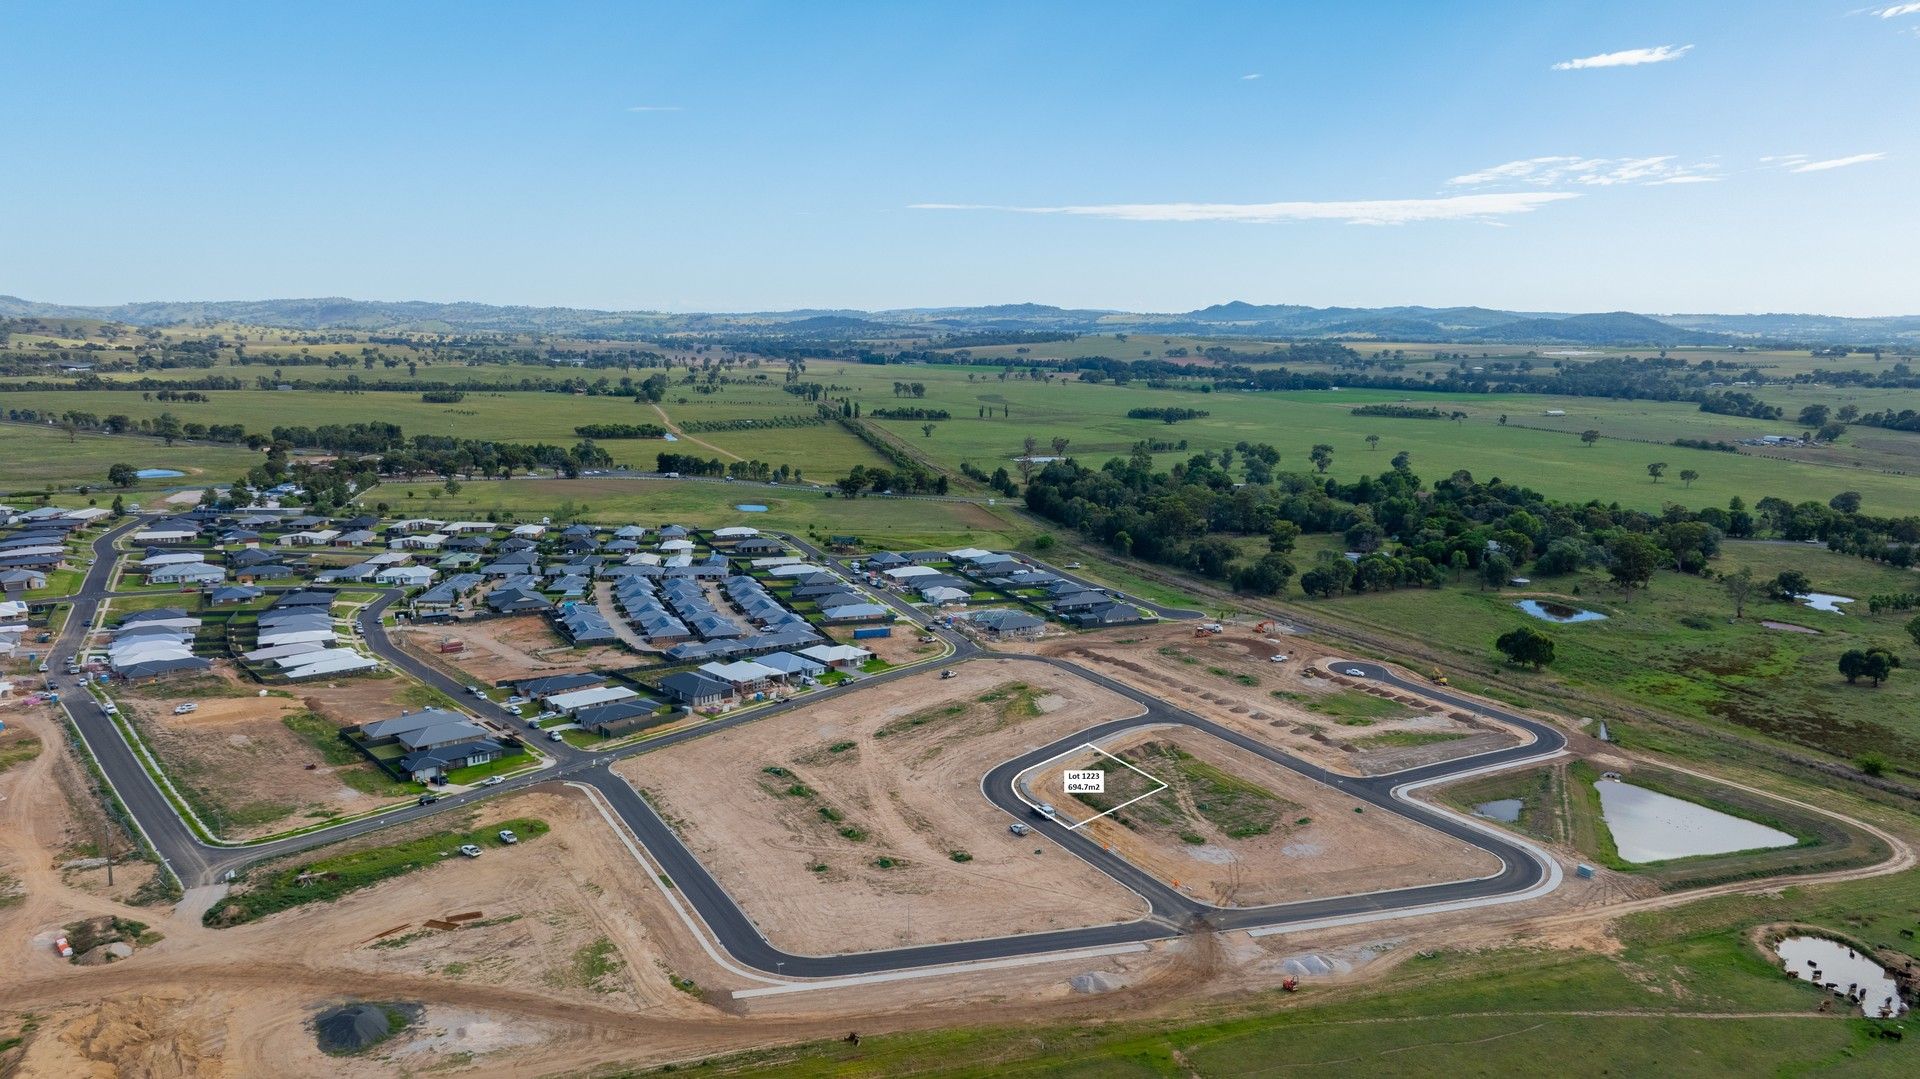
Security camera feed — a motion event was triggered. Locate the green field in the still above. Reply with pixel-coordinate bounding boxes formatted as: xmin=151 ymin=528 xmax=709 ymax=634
xmin=364 ymin=476 xmax=1030 ymax=551
xmin=1303 ymin=540 xmax=1920 ymax=767
xmin=6 ymin=349 xmax=1914 ymax=513
xmin=0 ymin=421 xmax=261 ymax=492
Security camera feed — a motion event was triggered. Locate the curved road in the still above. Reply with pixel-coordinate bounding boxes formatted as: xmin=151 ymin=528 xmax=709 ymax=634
xmin=45 ymin=516 xmax=1565 ymax=980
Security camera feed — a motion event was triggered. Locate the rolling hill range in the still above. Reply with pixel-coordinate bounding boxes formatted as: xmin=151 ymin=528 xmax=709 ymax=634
xmin=4 ymin=294 xmax=1917 ymax=346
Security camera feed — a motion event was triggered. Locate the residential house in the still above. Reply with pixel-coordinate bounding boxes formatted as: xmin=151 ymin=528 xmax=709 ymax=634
xmin=797 ymin=643 xmax=873 ymax=671
xmin=657 ymin=670 xmax=733 ymax=708
xmin=964 ymin=608 xmax=1046 ymax=640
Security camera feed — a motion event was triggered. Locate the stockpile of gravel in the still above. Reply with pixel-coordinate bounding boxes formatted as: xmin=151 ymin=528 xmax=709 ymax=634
xmin=314 ymin=1004 xmax=398 ymax=1054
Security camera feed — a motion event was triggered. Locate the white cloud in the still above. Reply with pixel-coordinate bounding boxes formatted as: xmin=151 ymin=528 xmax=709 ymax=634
xmin=1875 ymin=3 xmax=1920 ymax=17
xmin=1647 ymin=174 xmax=1720 ymax=185
xmin=626 ymin=105 xmax=683 ymax=112
xmin=908 ymin=191 xmax=1580 ymax=226
xmin=1788 ymin=152 xmax=1887 ymax=172
xmin=1449 ymin=155 xmax=1717 ymax=187
xmin=1240 ymin=73 xmax=1262 ymax=80
xmin=1552 ymin=44 xmax=1693 ymax=70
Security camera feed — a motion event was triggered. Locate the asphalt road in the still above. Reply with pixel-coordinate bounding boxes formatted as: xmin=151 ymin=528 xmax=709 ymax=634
xmin=44 ymin=518 xmax=1564 ymax=978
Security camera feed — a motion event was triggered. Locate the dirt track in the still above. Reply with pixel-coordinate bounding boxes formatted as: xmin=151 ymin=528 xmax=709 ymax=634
xmin=618 ymin=661 xmax=1152 ymax=954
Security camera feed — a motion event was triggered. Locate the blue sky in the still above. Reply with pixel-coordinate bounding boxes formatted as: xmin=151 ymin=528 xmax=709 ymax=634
xmin=1 ymin=1 xmax=1914 ymax=315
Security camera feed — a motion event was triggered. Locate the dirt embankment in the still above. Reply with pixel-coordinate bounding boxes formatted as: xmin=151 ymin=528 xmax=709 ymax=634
xmin=618 ymin=661 xmax=1152 ymax=954
xmin=1039 ymin=625 xmax=1520 ymax=775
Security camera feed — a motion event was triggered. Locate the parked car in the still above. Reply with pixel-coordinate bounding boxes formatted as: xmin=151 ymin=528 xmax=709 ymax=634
xmin=418 ymin=793 xmax=440 ymax=806
xmin=479 ymin=775 xmax=504 ymax=787
xmin=1033 ymin=803 xmax=1057 ymax=819
xmin=1008 ymin=822 xmax=1031 ymax=836
xmin=465 ymin=684 xmax=484 ymax=697
xmin=173 ymin=702 xmax=198 ymax=715
xmin=548 ymin=730 xmax=564 ymax=742
xmin=458 ymin=844 xmax=483 ymax=858
xmin=1344 ymin=667 xmax=1366 ymax=677
xmin=497 ymin=829 xmax=518 ymax=845
xmin=504 ymin=695 xmax=528 ymax=706
xmin=940 ymin=669 xmax=956 ymax=679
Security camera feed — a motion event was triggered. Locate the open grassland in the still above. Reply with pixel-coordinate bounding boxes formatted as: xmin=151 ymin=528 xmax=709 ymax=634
xmin=1306 ymin=540 xmax=1920 ymax=768
xmin=0 ymin=421 xmax=260 ymax=491
xmin=6 ymin=350 xmax=1913 ymax=511
xmin=792 ymin=359 xmax=1920 ymax=514
xmin=662 ymin=866 xmax=1920 ymax=1076
xmin=363 ymin=476 xmax=1029 ymax=550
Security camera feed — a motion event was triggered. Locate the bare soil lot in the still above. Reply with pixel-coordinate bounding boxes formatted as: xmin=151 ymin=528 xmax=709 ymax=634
xmin=822 ymin=622 xmax=941 ymax=667
xmin=618 ymin=660 xmax=1152 ymax=954
xmin=1022 ymin=727 xmax=1500 ymax=907
xmin=115 ymin=663 xmax=429 ymax=839
xmin=395 ymin=615 xmax=632 ymax=687
xmin=1039 ymin=625 xmax=1519 ymax=775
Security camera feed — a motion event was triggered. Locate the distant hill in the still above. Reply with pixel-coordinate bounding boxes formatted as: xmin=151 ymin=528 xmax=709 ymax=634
xmin=2 ymin=294 xmax=1912 ymax=346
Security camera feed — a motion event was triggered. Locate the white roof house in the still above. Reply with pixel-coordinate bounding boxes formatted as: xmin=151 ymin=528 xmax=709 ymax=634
xmin=657 ymin=538 xmax=695 ymax=552
xmin=920 ymin=585 xmax=970 ymax=605
xmin=243 ymin=641 xmax=326 ymax=663
xmin=65 ymin=507 xmax=112 ymax=522
xmin=133 ymin=528 xmax=199 ymax=544
xmin=947 ymin=547 xmax=993 ymax=560
xmin=511 ymin=524 xmax=547 ymax=538
xmin=389 ymin=518 xmax=446 ymax=533
xmin=766 ymin=563 xmax=825 ymax=578
xmin=749 ymin=556 xmax=803 ymax=568
xmin=885 ymin=565 xmax=940 ymax=580
xmin=257 ymin=628 xmax=335 ymax=648
xmin=798 ymin=644 xmax=872 ymax=668
xmin=376 ymin=566 xmax=436 ymax=587
xmin=280 ymin=650 xmax=379 ymax=679
xmin=697 ymin=659 xmax=784 ymax=685
xmin=441 ymin=521 xmax=495 ymax=534
xmin=138 ymin=550 xmax=206 ymax=568
xmin=712 ymin=526 xmax=760 ymax=539
xmin=545 ymin=685 xmax=640 ymax=713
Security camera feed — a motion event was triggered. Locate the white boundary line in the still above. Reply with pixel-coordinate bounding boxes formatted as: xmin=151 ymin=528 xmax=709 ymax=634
xmin=1012 ymin=741 xmax=1169 ymax=829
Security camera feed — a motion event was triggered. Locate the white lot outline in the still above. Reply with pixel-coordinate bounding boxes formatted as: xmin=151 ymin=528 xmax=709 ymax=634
xmin=1019 ymin=741 xmax=1169 ymax=830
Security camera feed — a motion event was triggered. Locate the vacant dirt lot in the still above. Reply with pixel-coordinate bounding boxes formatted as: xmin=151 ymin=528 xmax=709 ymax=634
xmin=1039 ymin=625 xmax=1519 ymax=775
xmin=395 ymin=615 xmax=632 ymax=687
xmin=618 ymin=660 xmax=1152 ymax=954
xmin=1021 ymin=726 xmax=1500 ymax=907
xmin=115 ymin=664 xmax=431 ymax=839
xmin=822 ymin=622 xmax=940 ymax=667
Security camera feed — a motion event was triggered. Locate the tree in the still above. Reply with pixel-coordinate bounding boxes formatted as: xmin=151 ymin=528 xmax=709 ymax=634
xmin=1050 ymin=436 xmax=1069 ymax=458
xmin=1267 ymin=520 xmax=1301 ymax=554
xmin=1797 ymin=404 xmax=1830 ymax=428
xmin=1478 ymin=552 xmax=1513 ymax=591
xmin=1495 ymin=626 xmax=1556 ymax=669
xmin=1309 ymin=443 xmax=1333 ymax=473
xmin=1828 ymin=491 xmax=1862 ymax=514
xmin=1646 ymin=461 xmax=1667 ymax=483
xmin=1723 ymin=566 xmax=1756 ymax=619
xmin=1839 ymin=648 xmax=1899 ymax=687
xmin=1365 ymin=434 xmax=1380 ymax=451
xmin=1857 ymin=752 xmax=1888 ymax=778
xmin=1771 ymin=570 xmax=1811 ymax=599
xmin=1390 ymin=450 xmax=1411 ymax=472
xmin=106 ymin=462 xmax=138 ymax=488
xmin=1678 ymin=468 xmax=1699 ymax=488
xmin=921 ymin=423 xmax=936 ymax=439
xmin=1580 ymin=429 xmax=1600 ymax=448
xmin=110 ymin=494 xmax=125 ymax=517
xmin=1816 ymin=421 xmax=1846 ymax=443
xmin=1906 ymin=613 xmax=1920 ymax=650
xmin=152 ymin=411 xmax=183 ymax=446
xmin=1232 ymin=553 xmax=1295 ymax=596
xmin=1607 ymin=533 xmax=1661 ymax=595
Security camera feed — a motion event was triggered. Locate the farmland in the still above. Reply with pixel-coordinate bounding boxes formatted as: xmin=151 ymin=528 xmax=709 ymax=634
xmin=0 ymin=421 xmax=260 ymax=492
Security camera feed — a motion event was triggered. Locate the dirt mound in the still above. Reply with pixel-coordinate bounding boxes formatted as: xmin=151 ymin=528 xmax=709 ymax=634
xmin=51 ymin=994 xmax=226 ymax=1078
xmin=314 ymin=1002 xmax=412 ymax=1054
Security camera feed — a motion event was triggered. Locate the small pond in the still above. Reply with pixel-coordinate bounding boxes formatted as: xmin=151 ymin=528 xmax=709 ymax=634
xmin=134 ymin=468 xmax=185 ymax=479
xmin=735 ymin=504 xmax=769 ymax=513
xmin=1593 ymin=779 xmax=1796 ymax=863
xmin=1800 ymin=592 xmax=1854 ymax=614
xmin=1515 ymin=599 xmax=1607 ymax=624
xmin=1473 ymin=799 xmax=1523 ymax=823
xmin=1777 ymin=935 xmax=1907 ymax=1016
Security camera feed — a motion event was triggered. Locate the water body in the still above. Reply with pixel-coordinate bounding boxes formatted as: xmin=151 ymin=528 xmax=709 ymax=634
xmin=735 ymin=504 xmax=768 ymax=513
xmin=1515 ymin=599 xmax=1607 ymax=624
xmin=1473 ymin=799 xmax=1523 ymax=823
xmin=1800 ymin=592 xmax=1854 ymax=614
xmin=1594 ymin=779 xmax=1796 ymax=863
xmin=1777 ymin=936 xmax=1908 ymax=1016
xmin=134 ymin=468 xmax=184 ymax=479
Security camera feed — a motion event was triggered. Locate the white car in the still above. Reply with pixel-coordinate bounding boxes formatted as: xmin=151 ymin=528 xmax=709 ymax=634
xmin=173 ymin=702 xmax=198 ymax=715
xmin=497 ymin=829 xmax=518 ymax=845
xmin=1008 ymin=822 xmax=1031 ymax=837
xmin=1344 ymin=667 xmax=1366 ymax=677
xmin=1269 ymin=654 xmax=1290 ymax=663
xmin=458 ymin=844 xmax=483 ymax=858
xmin=548 ymin=730 xmax=564 ymax=742
xmin=479 ymin=776 xmax=504 ymax=787
xmin=1035 ymin=803 xmax=1057 ymax=819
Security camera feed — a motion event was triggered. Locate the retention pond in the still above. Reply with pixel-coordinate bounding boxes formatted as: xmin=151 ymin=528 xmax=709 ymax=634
xmin=1594 ymin=778 xmax=1796 ymax=863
